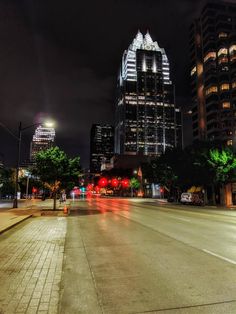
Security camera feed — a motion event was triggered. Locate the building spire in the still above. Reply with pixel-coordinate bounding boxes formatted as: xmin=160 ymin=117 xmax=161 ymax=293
xmin=144 ymin=30 xmax=153 ymax=44
xmin=135 ymin=30 xmax=143 ymax=41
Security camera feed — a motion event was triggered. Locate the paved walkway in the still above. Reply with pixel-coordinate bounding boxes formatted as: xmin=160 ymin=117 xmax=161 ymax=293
xmin=0 ymin=199 xmax=70 ymax=234
xmin=0 ymin=217 xmax=66 ymax=314
xmin=0 ymin=210 xmax=32 ymax=234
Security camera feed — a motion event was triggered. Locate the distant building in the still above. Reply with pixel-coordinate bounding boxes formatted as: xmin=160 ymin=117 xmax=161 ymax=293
xmin=90 ymin=124 xmax=114 ymax=174
xmin=115 ymin=30 xmax=182 ymax=156
xmin=190 ymin=1 xmax=236 ymax=144
xmin=30 ymin=125 xmax=55 ymax=162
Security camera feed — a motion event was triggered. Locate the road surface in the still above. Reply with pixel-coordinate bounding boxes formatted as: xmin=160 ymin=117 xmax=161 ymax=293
xmin=1 ymin=198 xmax=236 ymax=313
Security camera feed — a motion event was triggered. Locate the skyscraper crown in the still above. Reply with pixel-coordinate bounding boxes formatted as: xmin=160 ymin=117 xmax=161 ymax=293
xmin=129 ymin=30 xmax=161 ymax=52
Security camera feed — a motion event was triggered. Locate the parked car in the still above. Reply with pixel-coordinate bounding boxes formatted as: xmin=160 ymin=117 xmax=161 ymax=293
xmin=180 ymin=192 xmax=203 ymax=206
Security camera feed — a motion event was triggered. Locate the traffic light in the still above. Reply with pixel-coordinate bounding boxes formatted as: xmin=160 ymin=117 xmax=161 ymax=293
xmin=98 ymin=177 xmax=108 ymax=188
xmin=111 ymin=178 xmax=119 ymax=188
xmin=121 ymin=178 xmax=130 ymax=188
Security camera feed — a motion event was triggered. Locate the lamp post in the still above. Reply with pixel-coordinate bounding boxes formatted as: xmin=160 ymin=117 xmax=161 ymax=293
xmin=13 ymin=120 xmax=55 ymax=208
xmin=13 ymin=122 xmax=22 ymax=208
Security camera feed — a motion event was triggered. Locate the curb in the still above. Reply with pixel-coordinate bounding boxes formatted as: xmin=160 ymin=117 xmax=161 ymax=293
xmin=0 ymin=215 xmax=33 ymax=235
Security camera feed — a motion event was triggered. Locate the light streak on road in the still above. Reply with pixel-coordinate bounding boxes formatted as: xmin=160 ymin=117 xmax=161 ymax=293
xmin=202 ymin=249 xmax=236 ymax=265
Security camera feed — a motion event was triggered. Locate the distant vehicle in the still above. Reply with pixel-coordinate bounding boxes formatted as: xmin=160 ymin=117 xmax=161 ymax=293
xmin=105 ymin=189 xmax=114 ymax=196
xmin=180 ymin=192 xmax=203 ymax=206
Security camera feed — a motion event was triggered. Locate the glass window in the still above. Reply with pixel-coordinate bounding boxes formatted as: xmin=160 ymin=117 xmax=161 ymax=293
xmin=206 ymin=86 xmax=218 ymax=95
xmin=191 ymin=66 xmax=196 ymax=76
xmin=220 ymin=83 xmax=230 ymax=91
xmin=222 ymin=102 xmax=231 ymax=109
xmin=218 ymin=48 xmax=228 ymax=56
xmin=204 ymin=51 xmax=216 ymax=62
xmin=218 ymin=32 xmax=228 ymax=38
xmin=229 ymin=45 xmax=236 ymax=54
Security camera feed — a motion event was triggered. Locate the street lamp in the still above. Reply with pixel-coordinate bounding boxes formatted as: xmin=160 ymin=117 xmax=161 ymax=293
xmin=13 ymin=120 xmax=55 ymax=208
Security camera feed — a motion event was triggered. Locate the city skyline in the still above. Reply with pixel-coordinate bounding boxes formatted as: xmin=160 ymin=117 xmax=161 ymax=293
xmin=0 ymin=0 xmax=224 ymax=168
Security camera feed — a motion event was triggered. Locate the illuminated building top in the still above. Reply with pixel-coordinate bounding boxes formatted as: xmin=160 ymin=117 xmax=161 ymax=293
xmin=30 ymin=125 xmax=56 ymax=161
xmin=32 ymin=125 xmax=55 ymax=143
xmin=120 ymin=30 xmax=171 ymax=84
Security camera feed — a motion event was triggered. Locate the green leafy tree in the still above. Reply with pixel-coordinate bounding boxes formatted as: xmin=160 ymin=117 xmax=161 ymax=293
xmin=0 ymin=167 xmax=15 ymax=197
xmin=130 ymin=177 xmax=140 ymax=196
xmin=206 ymin=148 xmax=236 ymax=184
xmin=33 ymin=147 xmax=81 ymax=210
xmin=130 ymin=177 xmax=140 ymax=190
xmin=204 ymin=147 xmax=236 ymax=205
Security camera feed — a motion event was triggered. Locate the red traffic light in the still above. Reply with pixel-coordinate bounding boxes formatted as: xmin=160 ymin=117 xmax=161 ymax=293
xmin=87 ymin=184 xmax=93 ymax=191
xmin=111 ymin=178 xmax=119 ymax=188
xmin=32 ymin=187 xmax=37 ymax=194
xmin=121 ymin=178 xmax=130 ymax=188
xmin=98 ymin=177 xmax=108 ymax=188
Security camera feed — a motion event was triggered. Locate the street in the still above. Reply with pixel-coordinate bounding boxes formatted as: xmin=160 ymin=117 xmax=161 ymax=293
xmin=1 ymin=198 xmax=236 ymax=313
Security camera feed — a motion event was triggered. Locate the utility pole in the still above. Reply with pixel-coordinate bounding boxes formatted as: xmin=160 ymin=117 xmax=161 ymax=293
xmin=13 ymin=122 xmax=22 ymax=208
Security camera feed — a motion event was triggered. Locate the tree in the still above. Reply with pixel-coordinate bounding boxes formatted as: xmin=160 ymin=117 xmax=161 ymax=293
xmin=130 ymin=177 xmax=140 ymax=196
xmin=33 ymin=147 xmax=81 ymax=210
xmin=0 ymin=167 xmax=15 ymax=198
xmin=207 ymin=148 xmax=236 ymax=184
xmin=205 ymin=147 xmax=236 ymax=205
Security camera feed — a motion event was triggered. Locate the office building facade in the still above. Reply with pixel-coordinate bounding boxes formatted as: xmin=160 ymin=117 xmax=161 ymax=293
xmin=30 ymin=125 xmax=56 ymax=161
xmin=190 ymin=1 xmax=236 ymax=144
xmin=115 ymin=31 xmax=182 ymax=156
xmin=90 ymin=124 xmax=114 ymax=174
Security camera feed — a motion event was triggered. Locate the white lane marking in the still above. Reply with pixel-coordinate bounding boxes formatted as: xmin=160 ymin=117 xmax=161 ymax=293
xmin=202 ymin=249 xmax=236 ymax=265
xmin=168 ymin=215 xmax=191 ymax=222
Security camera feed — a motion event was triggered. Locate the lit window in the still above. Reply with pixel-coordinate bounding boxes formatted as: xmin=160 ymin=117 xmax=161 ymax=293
xmin=218 ymin=32 xmax=228 ymax=38
xmin=230 ymin=55 xmax=236 ymax=62
xmin=229 ymin=45 xmax=236 ymax=55
xmin=227 ymin=140 xmax=233 ymax=146
xmin=222 ymin=102 xmax=231 ymax=109
xmin=232 ymin=82 xmax=236 ymax=89
xmin=204 ymin=51 xmax=216 ymax=62
xmin=220 ymin=83 xmax=230 ymax=91
xmin=218 ymin=48 xmax=228 ymax=56
xmin=206 ymin=86 xmax=218 ymax=96
xmin=191 ymin=66 xmax=196 ymax=76
xmin=218 ymin=56 xmax=228 ymax=64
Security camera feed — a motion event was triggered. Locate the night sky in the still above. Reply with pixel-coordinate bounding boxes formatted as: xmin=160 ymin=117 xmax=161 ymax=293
xmin=0 ymin=0 xmax=215 ymax=168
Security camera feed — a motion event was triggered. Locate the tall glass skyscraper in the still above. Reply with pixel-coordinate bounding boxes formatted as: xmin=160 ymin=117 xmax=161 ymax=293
xmin=90 ymin=124 xmax=114 ymax=174
xmin=30 ymin=125 xmax=56 ymax=162
xmin=190 ymin=1 xmax=236 ymax=145
xmin=115 ymin=31 xmax=182 ymax=156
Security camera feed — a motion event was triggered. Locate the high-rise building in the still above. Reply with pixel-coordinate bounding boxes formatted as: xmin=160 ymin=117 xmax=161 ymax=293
xmin=30 ymin=125 xmax=55 ymax=161
xmin=90 ymin=124 xmax=114 ymax=173
xmin=115 ymin=30 xmax=182 ymax=156
xmin=190 ymin=1 xmax=236 ymax=144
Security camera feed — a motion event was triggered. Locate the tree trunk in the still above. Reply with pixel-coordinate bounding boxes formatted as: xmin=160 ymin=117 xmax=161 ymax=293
xmin=203 ymin=187 xmax=208 ymax=205
xmin=220 ymin=185 xmax=225 ymax=206
xmin=212 ymin=184 xmax=216 ymax=205
xmin=53 ymin=193 xmax=57 ymax=210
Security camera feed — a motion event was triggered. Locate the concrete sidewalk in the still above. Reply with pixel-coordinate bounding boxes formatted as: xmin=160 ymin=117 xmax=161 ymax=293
xmin=0 ymin=199 xmax=72 ymax=234
xmin=0 ymin=208 xmax=34 ymax=234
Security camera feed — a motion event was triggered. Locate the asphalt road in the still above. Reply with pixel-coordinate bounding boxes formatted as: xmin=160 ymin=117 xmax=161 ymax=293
xmin=1 ymin=198 xmax=236 ymax=313
xmin=60 ymin=198 xmax=236 ymax=313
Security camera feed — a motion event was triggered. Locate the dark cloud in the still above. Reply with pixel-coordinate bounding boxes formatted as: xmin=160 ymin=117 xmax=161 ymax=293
xmin=0 ymin=0 xmax=212 ymax=167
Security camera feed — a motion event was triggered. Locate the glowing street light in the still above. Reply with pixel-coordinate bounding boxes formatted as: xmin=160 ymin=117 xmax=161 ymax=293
xmin=13 ymin=119 xmax=56 ymax=208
